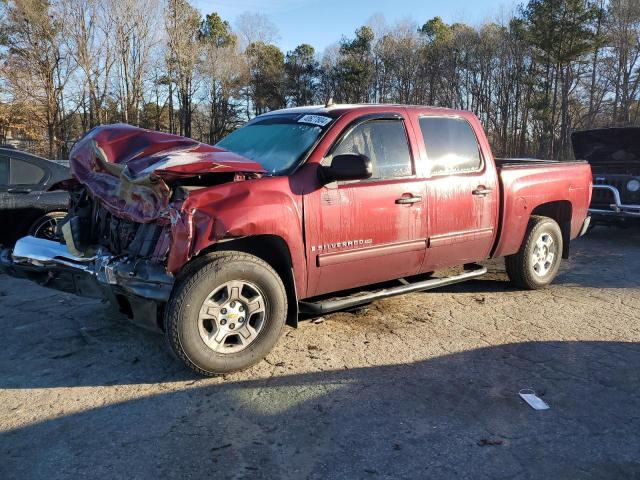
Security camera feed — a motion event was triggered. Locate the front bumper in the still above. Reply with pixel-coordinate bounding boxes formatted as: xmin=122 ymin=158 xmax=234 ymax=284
xmin=0 ymin=236 xmax=174 ymax=330
xmin=589 ymin=184 xmax=640 ymax=218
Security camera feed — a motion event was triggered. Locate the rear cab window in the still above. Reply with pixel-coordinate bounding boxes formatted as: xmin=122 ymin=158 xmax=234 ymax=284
xmin=419 ymin=117 xmax=483 ymax=175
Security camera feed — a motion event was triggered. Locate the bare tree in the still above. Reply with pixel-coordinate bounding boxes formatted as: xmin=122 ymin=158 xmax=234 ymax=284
xmin=165 ymin=0 xmax=202 ymax=137
xmin=607 ymin=0 xmax=640 ymax=124
xmin=64 ymin=0 xmax=115 ymax=128
xmin=1 ymin=0 xmax=639 ymax=160
xmin=200 ymin=14 xmax=247 ymax=143
xmin=317 ymin=43 xmax=340 ymax=104
xmin=234 ymin=12 xmax=279 ymax=49
xmin=1 ymin=0 xmax=75 ymax=157
xmin=201 ymin=43 xmax=247 ymax=143
xmin=111 ymin=0 xmax=161 ymax=126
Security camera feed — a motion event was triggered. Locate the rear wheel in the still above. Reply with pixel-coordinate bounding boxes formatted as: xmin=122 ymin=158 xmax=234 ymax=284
xmin=164 ymin=252 xmax=287 ymax=376
xmin=505 ymin=215 xmax=563 ymax=290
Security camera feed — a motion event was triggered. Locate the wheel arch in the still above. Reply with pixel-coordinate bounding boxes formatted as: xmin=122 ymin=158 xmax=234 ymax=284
xmin=530 ymin=200 xmax=572 ymax=258
xmin=195 ymin=235 xmax=299 ymax=327
xmin=2 ymin=208 xmax=61 ymax=245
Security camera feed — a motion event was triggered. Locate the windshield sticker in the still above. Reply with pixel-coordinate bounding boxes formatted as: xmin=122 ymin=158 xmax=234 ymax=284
xmin=298 ymin=114 xmax=332 ymax=127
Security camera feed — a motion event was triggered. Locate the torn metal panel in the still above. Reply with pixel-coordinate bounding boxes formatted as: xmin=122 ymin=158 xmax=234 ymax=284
xmin=165 ymin=176 xmax=307 ymax=293
xmin=3 ymin=236 xmax=174 ymax=301
xmin=69 ymin=124 xmax=265 ymax=224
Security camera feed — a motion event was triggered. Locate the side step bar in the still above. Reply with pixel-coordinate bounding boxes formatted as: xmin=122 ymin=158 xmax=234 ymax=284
xmin=299 ymin=264 xmax=487 ymax=315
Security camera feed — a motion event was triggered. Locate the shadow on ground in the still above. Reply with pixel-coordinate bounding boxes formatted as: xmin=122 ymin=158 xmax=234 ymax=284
xmin=2 ymin=340 xmax=640 ymax=479
xmin=440 ymin=224 xmax=640 ymax=293
xmin=1 ymin=224 xmax=639 ymax=479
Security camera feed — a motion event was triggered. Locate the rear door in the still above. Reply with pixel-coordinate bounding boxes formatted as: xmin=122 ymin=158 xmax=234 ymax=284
xmin=0 ymin=155 xmax=49 ymax=239
xmin=0 ymin=155 xmax=48 ymax=199
xmin=304 ymin=114 xmax=427 ymax=296
xmin=414 ymin=115 xmax=499 ymax=270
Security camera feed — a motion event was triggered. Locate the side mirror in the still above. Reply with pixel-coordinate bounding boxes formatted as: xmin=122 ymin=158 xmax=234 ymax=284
xmin=318 ymin=153 xmax=372 ymax=184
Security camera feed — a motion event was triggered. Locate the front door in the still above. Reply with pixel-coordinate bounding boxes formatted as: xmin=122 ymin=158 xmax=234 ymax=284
xmin=304 ymin=115 xmax=427 ymax=297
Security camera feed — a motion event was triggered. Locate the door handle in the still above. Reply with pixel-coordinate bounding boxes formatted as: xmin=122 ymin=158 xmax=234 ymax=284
xmin=395 ymin=195 xmax=422 ymax=204
xmin=7 ymin=188 xmax=31 ymax=194
xmin=472 ymin=187 xmax=493 ymax=197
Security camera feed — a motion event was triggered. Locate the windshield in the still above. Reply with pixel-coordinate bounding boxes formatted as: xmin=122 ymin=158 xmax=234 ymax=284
xmin=216 ymin=114 xmax=333 ymax=174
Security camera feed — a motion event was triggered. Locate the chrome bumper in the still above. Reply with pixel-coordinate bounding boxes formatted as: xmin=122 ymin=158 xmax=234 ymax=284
xmin=578 ymin=216 xmax=591 ymax=237
xmin=1 ymin=237 xmax=174 ymax=328
xmin=589 ymin=184 xmax=640 ymax=218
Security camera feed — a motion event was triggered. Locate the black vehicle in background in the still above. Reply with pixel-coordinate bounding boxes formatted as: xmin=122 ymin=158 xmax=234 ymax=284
xmin=0 ymin=147 xmax=70 ymax=246
xmin=572 ymin=127 xmax=640 ymax=225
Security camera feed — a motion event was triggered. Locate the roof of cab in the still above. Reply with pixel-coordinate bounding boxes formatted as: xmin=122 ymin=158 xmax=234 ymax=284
xmin=258 ymin=103 xmax=464 ymax=118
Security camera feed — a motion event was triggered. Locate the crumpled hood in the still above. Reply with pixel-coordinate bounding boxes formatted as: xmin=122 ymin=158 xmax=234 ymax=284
xmin=572 ymin=127 xmax=640 ymax=166
xmin=69 ymin=124 xmax=265 ymax=223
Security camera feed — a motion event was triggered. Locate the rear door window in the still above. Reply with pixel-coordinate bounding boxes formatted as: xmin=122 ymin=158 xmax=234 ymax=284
xmin=9 ymin=158 xmax=45 ymax=185
xmin=419 ymin=117 xmax=482 ymax=175
xmin=0 ymin=156 xmax=9 ymax=185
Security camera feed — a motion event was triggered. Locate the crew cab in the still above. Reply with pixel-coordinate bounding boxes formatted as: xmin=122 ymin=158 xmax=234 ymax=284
xmin=0 ymin=105 xmax=592 ymax=376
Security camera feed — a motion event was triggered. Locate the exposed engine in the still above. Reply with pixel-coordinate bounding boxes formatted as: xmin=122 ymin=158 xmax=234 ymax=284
xmin=60 ymin=187 xmax=169 ymax=260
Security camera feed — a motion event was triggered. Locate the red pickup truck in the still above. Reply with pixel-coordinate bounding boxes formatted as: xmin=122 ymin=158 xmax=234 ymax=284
xmin=0 ymin=105 xmax=592 ymax=376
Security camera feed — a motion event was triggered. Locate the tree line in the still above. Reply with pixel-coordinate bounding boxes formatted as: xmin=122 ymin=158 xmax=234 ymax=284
xmin=0 ymin=0 xmax=638 ymax=160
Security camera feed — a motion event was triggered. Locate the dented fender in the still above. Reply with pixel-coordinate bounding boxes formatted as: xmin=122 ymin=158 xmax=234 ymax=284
xmin=166 ymin=176 xmax=307 ymax=296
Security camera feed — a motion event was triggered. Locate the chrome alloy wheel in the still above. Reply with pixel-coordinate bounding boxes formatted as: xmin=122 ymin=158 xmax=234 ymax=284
xmin=33 ymin=214 xmax=64 ymax=240
xmin=531 ymin=233 xmax=557 ymax=277
xmin=198 ymin=280 xmax=267 ymax=353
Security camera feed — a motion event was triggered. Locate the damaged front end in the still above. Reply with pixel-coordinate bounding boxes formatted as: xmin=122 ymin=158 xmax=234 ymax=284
xmin=0 ymin=124 xmax=265 ymax=330
xmin=0 ymin=235 xmax=174 ymax=330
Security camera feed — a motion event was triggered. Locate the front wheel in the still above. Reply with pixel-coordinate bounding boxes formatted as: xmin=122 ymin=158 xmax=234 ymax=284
xmin=164 ymin=252 xmax=287 ymax=376
xmin=505 ymin=215 xmax=563 ymax=290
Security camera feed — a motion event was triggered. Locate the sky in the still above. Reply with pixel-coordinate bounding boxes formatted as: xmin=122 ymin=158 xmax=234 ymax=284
xmin=192 ymin=0 xmax=517 ymax=53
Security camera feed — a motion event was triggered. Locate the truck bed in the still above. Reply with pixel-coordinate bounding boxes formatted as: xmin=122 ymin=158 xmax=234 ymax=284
xmin=495 ymin=158 xmax=586 ymax=168
xmin=491 ymin=158 xmax=592 ymax=259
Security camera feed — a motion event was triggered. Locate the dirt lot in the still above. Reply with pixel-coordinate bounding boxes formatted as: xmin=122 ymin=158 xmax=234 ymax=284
xmin=1 ymin=226 xmax=639 ymax=479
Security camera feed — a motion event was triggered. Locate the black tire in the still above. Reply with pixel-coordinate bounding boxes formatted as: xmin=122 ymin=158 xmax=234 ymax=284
xmin=505 ymin=215 xmax=563 ymax=290
xmin=164 ymin=251 xmax=287 ymax=376
xmin=28 ymin=211 xmax=67 ymax=240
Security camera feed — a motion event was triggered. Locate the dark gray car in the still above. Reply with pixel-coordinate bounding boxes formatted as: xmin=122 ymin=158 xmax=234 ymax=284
xmin=0 ymin=147 xmax=70 ymax=246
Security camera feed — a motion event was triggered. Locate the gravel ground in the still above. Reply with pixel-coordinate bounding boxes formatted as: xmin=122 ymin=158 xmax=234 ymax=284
xmin=1 ymin=226 xmax=639 ymax=479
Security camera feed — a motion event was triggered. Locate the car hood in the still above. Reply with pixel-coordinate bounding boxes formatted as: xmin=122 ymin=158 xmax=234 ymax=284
xmin=571 ymin=127 xmax=640 ymax=166
xmin=69 ymin=124 xmax=265 ymax=223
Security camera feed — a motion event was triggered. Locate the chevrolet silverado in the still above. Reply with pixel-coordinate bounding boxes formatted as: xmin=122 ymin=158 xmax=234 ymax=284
xmin=0 ymin=105 xmax=592 ymax=376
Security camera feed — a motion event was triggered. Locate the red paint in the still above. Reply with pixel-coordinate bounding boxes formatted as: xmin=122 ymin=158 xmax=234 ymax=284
xmin=492 ymin=162 xmax=592 ymax=257
xmin=67 ymin=107 xmax=592 ymax=300
xmin=69 ymin=124 xmax=264 ymax=223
